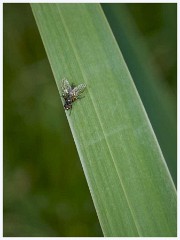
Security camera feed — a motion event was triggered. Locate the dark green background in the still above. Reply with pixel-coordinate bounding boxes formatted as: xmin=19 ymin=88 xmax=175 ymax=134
xmin=3 ymin=3 xmax=176 ymax=237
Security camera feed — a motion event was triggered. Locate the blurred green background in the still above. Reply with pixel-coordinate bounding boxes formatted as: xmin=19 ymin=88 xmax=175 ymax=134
xmin=3 ymin=3 xmax=176 ymax=237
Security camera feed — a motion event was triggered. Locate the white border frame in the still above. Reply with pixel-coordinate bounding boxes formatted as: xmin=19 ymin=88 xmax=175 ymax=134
xmin=1 ymin=1 xmax=178 ymax=239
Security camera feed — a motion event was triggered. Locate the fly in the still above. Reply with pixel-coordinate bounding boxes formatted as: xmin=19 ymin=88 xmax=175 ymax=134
xmin=61 ymin=78 xmax=86 ymax=112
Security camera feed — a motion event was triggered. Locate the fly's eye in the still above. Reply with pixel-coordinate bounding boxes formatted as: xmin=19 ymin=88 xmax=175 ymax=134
xmin=66 ymin=106 xmax=71 ymax=110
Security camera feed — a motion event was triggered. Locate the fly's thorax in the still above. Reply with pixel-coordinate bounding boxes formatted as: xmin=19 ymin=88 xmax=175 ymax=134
xmin=64 ymin=98 xmax=72 ymax=110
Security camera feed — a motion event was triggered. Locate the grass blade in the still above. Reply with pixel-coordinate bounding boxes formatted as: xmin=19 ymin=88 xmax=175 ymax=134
xmin=31 ymin=3 xmax=176 ymax=236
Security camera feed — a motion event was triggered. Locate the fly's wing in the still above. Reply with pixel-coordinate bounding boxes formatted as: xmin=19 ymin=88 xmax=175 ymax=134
xmin=71 ymin=83 xmax=86 ymax=97
xmin=61 ymin=78 xmax=72 ymax=98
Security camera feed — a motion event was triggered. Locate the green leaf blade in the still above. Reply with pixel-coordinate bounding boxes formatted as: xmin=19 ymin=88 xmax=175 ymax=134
xmin=31 ymin=3 xmax=176 ymax=237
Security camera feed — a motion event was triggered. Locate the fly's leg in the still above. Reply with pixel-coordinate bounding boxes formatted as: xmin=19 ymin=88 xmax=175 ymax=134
xmin=69 ymin=105 xmax=72 ymax=115
xmin=71 ymin=83 xmax=75 ymax=89
xmin=77 ymin=96 xmax=85 ymax=100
